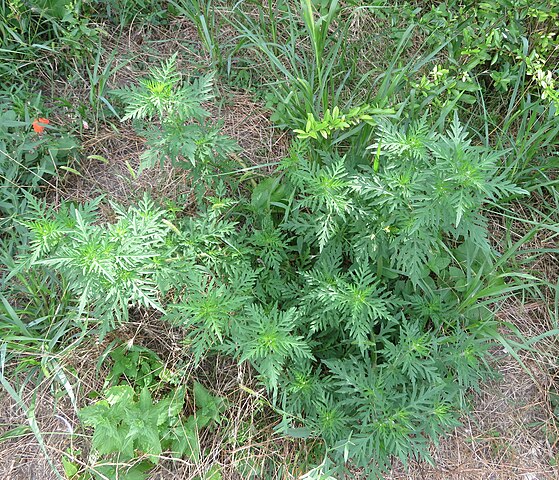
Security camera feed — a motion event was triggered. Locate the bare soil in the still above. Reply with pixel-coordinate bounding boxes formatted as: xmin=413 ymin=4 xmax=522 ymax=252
xmin=1 ymin=15 xmax=558 ymax=480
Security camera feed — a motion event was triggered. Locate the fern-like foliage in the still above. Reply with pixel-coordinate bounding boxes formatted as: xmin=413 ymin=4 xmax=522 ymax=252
xmin=229 ymin=304 xmax=313 ymax=391
xmin=19 ymin=194 xmax=180 ymax=335
xmin=162 ymin=112 xmax=522 ymax=476
xmin=301 ymin=263 xmax=395 ymax=354
xmin=111 ymin=53 xmax=238 ymax=180
xmin=113 ymin=53 xmax=213 ymax=122
xmin=21 ymin=106 xmax=526 ymax=478
xmin=353 ymin=113 xmax=527 ymax=285
xmin=283 ymin=153 xmax=353 ymax=250
xmin=166 ymin=274 xmax=252 ymax=362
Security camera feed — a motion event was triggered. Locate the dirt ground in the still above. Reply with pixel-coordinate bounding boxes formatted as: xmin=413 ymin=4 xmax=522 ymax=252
xmin=1 ymin=16 xmax=558 ymax=480
xmin=1 ymin=304 xmax=558 ymax=479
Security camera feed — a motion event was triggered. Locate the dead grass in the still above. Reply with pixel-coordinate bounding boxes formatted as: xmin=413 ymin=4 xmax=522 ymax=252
xmin=0 ymin=373 xmax=77 ymax=480
xmin=2 ymin=8 xmax=559 ymax=480
xmin=60 ymin=123 xmax=196 ymax=208
xmin=384 ymin=300 xmax=559 ymax=480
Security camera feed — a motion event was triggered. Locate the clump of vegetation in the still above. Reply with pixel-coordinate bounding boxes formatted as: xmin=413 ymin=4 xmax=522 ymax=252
xmin=111 ymin=53 xmax=238 ymax=179
xmin=1 ymin=0 xmax=558 ymax=479
xmin=75 ymin=381 xmax=225 ymax=479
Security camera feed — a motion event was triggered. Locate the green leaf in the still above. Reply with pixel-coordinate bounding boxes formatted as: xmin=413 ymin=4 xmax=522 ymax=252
xmin=171 ymin=417 xmax=200 ymax=460
xmin=87 ymin=154 xmax=109 ymax=163
xmin=204 ymin=464 xmax=223 ymax=480
xmin=61 ymin=456 xmax=78 ymax=478
xmin=251 ymin=176 xmax=283 ymax=211
xmin=0 ymin=425 xmax=31 ymax=442
xmin=155 ymin=387 xmax=186 ymax=426
xmin=193 ymin=382 xmax=225 ymax=428
xmin=93 ymin=463 xmax=152 ymax=480
xmin=105 ymin=385 xmax=135 ymax=409
xmin=284 ymin=426 xmax=312 ymax=438
xmin=139 ymin=387 xmax=153 ymax=412
xmin=59 ymin=166 xmax=82 ymax=177
xmin=91 ymin=417 xmax=126 ymax=456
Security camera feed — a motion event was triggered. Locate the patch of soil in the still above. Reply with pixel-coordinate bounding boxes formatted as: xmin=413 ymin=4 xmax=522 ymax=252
xmin=387 ymin=302 xmax=559 ymax=480
xmin=0 ymin=380 xmax=77 ymax=480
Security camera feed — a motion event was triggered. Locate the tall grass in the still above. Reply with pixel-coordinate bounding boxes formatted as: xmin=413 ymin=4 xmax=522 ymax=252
xmin=1 ymin=0 xmax=558 ymax=478
xmin=169 ymin=0 xmax=224 ymax=66
xmin=226 ymin=0 xmax=459 ymax=134
xmin=227 ymin=0 xmax=355 ymax=126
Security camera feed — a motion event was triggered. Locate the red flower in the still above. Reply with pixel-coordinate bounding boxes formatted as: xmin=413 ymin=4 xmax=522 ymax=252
xmin=32 ymin=118 xmax=50 ymax=135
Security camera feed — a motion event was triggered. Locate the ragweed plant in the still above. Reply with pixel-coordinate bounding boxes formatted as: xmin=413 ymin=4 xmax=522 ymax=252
xmin=160 ymin=111 xmax=531 ymax=476
xmin=18 ymin=194 xmax=178 ymax=335
xmin=17 ymin=111 xmax=538 ymax=477
xmin=112 ymin=53 xmax=238 ymax=181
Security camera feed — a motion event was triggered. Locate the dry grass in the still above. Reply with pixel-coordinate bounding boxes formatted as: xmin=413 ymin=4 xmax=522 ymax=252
xmin=386 ymin=301 xmax=559 ymax=480
xmin=2 ymin=300 xmax=558 ymax=479
xmin=2 ymin=10 xmax=559 ymax=480
xmin=0 ymin=372 xmax=77 ymax=480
